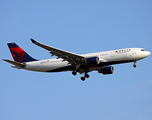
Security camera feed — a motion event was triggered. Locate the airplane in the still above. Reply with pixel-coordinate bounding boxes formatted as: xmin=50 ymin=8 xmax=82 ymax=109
xmin=3 ymin=39 xmax=151 ymax=81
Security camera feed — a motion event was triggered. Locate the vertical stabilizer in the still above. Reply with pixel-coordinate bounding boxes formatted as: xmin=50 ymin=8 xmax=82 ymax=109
xmin=7 ymin=43 xmax=37 ymax=63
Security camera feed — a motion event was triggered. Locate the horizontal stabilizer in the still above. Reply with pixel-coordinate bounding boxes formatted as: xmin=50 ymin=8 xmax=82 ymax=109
xmin=2 ymin=59 xmax=26 ymax=68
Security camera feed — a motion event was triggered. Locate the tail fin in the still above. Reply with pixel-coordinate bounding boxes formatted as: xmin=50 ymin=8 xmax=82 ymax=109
xmin=7 ymin=42 xmax=37 ymax=63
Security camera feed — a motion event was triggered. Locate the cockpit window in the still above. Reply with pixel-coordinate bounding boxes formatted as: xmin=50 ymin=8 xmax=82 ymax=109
xmin=141 ymin=49 xmax=146 ymax=51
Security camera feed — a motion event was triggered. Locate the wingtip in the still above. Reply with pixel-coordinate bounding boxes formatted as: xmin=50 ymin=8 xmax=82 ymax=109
xmin=2 ymin=59 xmax=12 ymax=63
xmin=2 ymin=59 xmax=12 ymax=62
xmin=2 ymin=59 xmax=7 ymax=61
xmin=31 ymin=38 xmax=37 ymax=43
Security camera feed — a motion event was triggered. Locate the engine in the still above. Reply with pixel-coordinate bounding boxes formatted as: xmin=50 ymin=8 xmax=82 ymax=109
xmin=85 ymin=57 xmax=99 ymax=65
xmin=98 ymin=66 xmax=114 ymax=75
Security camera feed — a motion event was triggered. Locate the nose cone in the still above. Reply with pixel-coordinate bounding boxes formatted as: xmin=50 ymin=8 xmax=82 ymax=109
xmin=144 ymin=51 xmax=151 ymax=57
xmin=141 ymin=51 xmax=151 ymax=58
xmin=147 ymin=51 xmax=151 ymax=56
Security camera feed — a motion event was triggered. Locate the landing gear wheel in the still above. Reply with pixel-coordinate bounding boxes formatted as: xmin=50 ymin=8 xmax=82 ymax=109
xmin=72 ymin=71 xmax=77 ymax=76
xmin=133 ymin=61 xmax=137 ymax=68
xmin=133 ymin=64 xmax=136 ymax=68
xmin=85 ymin=74 xmax=89 ymax=78
xmin=81 ymin=77 xmax=85 ymax=81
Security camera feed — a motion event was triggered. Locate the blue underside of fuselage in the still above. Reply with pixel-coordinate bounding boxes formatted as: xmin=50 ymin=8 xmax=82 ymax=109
xmin=47 ymin=60 xmax=134 ymax=72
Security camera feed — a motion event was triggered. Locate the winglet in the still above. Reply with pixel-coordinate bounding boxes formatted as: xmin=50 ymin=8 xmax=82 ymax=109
xmin=31 ymin=39 xmax=37 ymax=44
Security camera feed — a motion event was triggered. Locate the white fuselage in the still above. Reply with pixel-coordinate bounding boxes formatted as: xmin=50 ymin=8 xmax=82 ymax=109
xmin=13 ymin=48 xmax=150 ymax=72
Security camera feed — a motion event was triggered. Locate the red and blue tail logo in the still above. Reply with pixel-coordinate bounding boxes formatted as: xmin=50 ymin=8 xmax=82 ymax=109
xmin=7 ymin=43 xmax=37 ymax=63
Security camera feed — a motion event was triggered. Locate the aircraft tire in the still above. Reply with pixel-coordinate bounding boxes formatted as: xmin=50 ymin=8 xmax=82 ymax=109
xmin=81 ymin=77 xmax=85 ymax=81
xmin=72 ymin=71 xmax=77 ymax=75
xmin=85 ymin=74 xmax=89 ymax=78
xmin=133 ymin=64 xmax=136 ymax=68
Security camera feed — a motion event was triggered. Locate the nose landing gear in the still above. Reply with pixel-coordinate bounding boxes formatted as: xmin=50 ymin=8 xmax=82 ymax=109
xmin=133 ymin=61 xmax=137 ymax=68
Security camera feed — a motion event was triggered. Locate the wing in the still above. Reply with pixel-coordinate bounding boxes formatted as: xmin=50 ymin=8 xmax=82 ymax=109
xmin=2 ymin=59 xmax=26 ymax=68
xmin=31 ymin=39 xmax=85 ymax=67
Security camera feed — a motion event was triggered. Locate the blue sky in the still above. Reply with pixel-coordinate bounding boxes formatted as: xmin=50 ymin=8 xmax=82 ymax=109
xmin=1 ymin=0 xmax=152 ymax=120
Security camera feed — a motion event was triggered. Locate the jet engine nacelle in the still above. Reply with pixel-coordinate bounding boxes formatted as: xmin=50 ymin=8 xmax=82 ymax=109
xmin=98 ymin=66 xmax=114 ymax=75
xmin=85 ymin=57 xmax=99 ymax=65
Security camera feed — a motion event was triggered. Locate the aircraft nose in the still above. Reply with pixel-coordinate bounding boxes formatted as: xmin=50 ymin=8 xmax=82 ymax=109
xmin=144 ymin=51 xmax=151 ymax=57
xmin=141 ymin=50 xmax=151 ymax=59
xmin=147 ymin=51 xmax=151 ymax=56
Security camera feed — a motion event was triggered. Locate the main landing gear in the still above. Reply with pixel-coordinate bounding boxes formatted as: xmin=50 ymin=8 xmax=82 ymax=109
xmin=72 ymin=71 xmax=89 ymax=81
xmin=81 ymin=73 xmax=89 ymax=81
xmin=72 ymin=71 xmax=77 ymax=76
xmin=133 ymin=61 xmax=137 ymax=68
